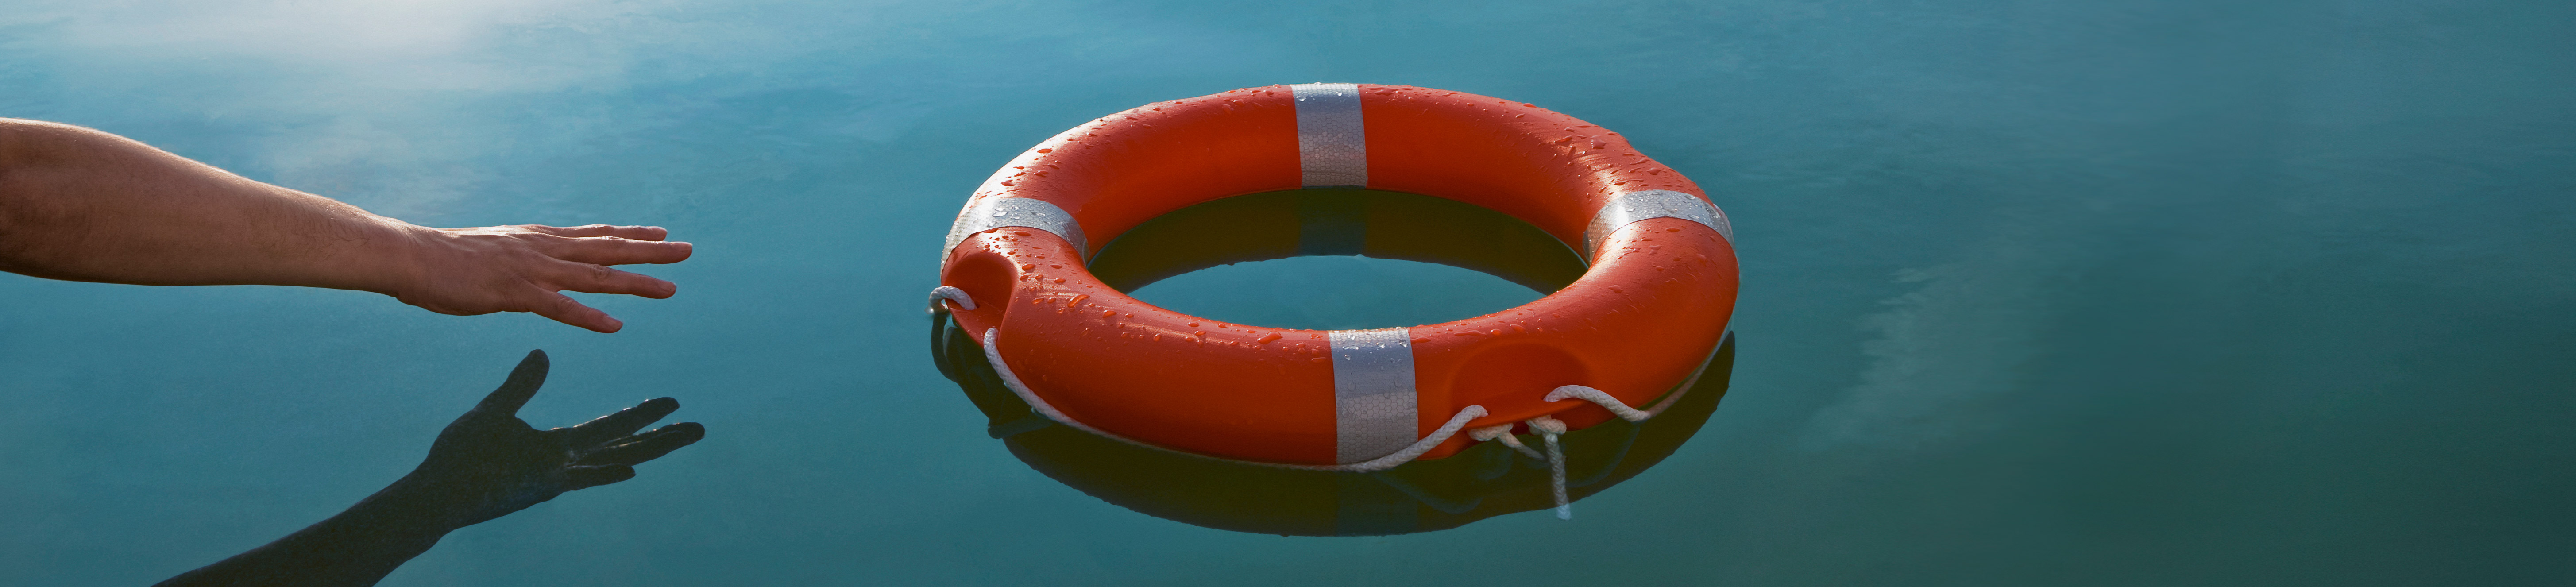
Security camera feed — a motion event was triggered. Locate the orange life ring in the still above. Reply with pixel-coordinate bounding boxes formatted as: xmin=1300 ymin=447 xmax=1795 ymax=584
xmin=936 ymin=83 xmax=1738 ymax=469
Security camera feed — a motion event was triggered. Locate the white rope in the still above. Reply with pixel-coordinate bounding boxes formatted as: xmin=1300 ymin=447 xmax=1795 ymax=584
xmin=977 ymin=322 xmax=1727 ymax=521
xmin=1468 ymin=425 xmax=1545 ymax=460
xmin=1538 ymin=334 xmax=1727 ymax=423
xmin=929 ymin=286 xmax=977 ymax=312
xmin=1543 ymin=385 xmax=1662 ymax=421
xmin=1326 ymin=405 xmax=1488 ymax=472
xmin=1528 ymin=416 xmax=1571 ymax=520
xmin=1488 ymin=384 xmax=1674 ymax=522
xmin=1496 ymin=336 xmax=1724 ymax=521
xmin=979 ymin=328 xmax=1485 ymax=473
xmin=1467 ymin=389 xmax=1666 ymax=523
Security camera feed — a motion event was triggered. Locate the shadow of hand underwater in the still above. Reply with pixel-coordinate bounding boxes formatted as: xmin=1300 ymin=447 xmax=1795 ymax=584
xmin=155 ymin=350 xmax=704 ymax=587
xmin=417 ymin=350 xmax=706 ymax=529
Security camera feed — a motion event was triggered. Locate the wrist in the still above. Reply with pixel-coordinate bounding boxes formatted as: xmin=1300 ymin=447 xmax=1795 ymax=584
xmin=345 ymin=472 xmax=475 ymax=537
xmin=318 ymin=215 xmax=438 ymax=297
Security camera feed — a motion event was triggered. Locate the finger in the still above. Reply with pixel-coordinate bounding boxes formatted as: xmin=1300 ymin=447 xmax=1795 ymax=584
xmin=526 ymin=291 xmax=623 ymax=333
xmin=473 ymin=350 xmax=549 ymax=415
xmin=531 ymin=234 xmax=693 ymax=266
xmin=520 ymin=224 xmax=669 ymax=241
xmin=564 ymin=465 xmax=637 ymax=491
xmin=577 ymin=422 xmax=706 ymax=467
xmin=566 ymin=397 xmax=680 ymax=446
xmin=544 ymin=263 xmax=677 ymax=299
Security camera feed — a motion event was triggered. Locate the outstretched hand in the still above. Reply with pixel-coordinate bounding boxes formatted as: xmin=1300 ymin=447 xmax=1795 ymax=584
xmin=389 ymin=224 xmax=693 ymax=333
xmin=400 ymin=349 xmax=705 ymax=529
xmin=0 ymin=121 xmax=695 ymax=332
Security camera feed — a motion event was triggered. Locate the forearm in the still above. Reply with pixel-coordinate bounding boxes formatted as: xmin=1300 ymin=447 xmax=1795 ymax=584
xmin=155 ymin=477 xmax=460 ymax=587
xmin=0 ymin=118 xmax=421 ymax=291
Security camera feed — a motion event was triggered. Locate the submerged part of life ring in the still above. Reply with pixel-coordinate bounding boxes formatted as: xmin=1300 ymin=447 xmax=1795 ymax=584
xmin=935 ymin=316 xmax=1736 ymax=536
xmin=935 ymin=83 xmax=1739 ymax=471
xmin=931 ymin=191 xmax=1739 ymax=534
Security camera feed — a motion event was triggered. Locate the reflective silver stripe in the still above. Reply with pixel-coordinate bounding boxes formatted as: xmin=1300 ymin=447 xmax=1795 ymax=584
xmin=943 ymin=197 xmax=1089 ymax=261
xmin=1291 ymin=83 xmax=1367 ymax=188
xmin=1581 ymin=189 xmax=1733 ymax=259
xmin=1327 ymin=327 xmax=1417 ymax=463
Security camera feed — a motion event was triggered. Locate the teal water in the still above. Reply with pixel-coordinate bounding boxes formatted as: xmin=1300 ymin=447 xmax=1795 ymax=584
xmin=1134 ymin=256 xmax=1540 ymax=332
xmin=5 ymin=0 xmax=2574 ymax=584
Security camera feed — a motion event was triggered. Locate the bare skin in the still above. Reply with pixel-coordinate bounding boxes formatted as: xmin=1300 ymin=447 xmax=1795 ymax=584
xmin=0 ymin=118 xmax=691 ymax=332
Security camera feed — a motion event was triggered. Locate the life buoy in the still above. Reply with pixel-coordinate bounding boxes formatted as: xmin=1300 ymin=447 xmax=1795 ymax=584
xmin=935 ymin=83 xmax=1738 ymax=473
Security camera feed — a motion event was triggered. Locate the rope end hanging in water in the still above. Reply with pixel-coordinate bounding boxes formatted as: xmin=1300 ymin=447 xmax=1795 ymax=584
xmin=1469 ymin=384 xmax=1694 ymax=521
xmin=1528 ymin=416 xmax=1572 ymax=521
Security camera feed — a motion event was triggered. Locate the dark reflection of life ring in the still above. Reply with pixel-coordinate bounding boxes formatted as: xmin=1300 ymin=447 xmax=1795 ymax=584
xmin=929 ymin=189 xmax=1738 ymax=536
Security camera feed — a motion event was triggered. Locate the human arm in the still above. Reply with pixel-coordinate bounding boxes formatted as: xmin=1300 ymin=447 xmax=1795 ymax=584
xmin=0 ymin=118 xmax=689 ymax=332
xmin=154 ymin=351 xmax=706 ymax=587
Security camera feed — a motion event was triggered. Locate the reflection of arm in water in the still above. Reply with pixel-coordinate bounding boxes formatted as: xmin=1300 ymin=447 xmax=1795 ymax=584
xmin=0 ymin=118 xmax=689 ymax=332
xmin=154 ymin=351 xmax=705 ymax=587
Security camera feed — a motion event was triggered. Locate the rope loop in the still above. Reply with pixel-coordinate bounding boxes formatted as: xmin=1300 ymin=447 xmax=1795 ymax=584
xmin=1543 ymin=385 xmax=1654 ymax=421
xmin=929 ymin=286 xmax=977 ymax=313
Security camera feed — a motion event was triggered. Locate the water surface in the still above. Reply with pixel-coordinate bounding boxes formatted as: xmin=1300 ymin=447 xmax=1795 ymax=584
xmin=4 ymin=0 xmax=2573 ymax=584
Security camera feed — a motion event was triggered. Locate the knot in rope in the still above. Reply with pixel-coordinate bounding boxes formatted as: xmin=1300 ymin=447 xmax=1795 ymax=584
xmin=1468 ymin=424 xmax=1544 ymax=460
xmin=1468 ymin=385 xmax=1690 ymax=522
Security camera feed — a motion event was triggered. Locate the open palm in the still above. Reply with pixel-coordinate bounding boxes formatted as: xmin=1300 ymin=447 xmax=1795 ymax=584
xmin=410 ymin=350 xmax=706 ymax=529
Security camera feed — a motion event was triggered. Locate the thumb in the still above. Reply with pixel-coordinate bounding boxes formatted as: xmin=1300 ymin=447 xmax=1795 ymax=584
xmin=472 ymin=350 xmax=549 ymax=416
